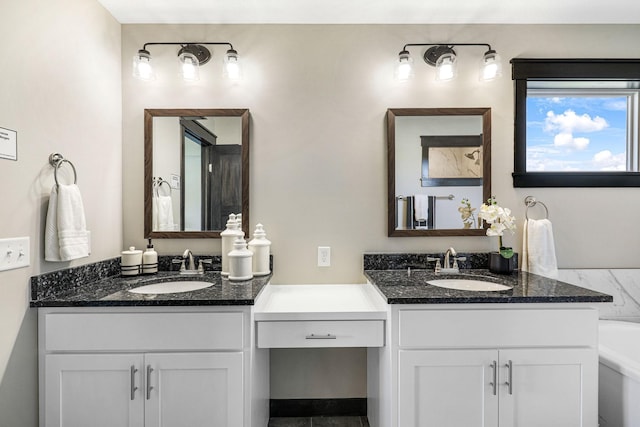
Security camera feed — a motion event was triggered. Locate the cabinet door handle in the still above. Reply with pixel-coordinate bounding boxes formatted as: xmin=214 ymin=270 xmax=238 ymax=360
xmin=490 ymin=360 xmax=497 ymax=395
xmin=146 ymin=365 xmax=154 ymax=400
xmin=130 ymin=365 xmax=138 ymax=401
xmin=305 ymin=334 xmax=337 ymax=340
xmin=505 ymin=360 xmax=513 ymax=395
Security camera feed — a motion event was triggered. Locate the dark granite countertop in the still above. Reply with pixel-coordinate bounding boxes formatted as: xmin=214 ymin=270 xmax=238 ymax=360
xmin=30 ymin=257 xmax=271 ymax=307
xmin=364 ymin=269 xmax=613 ymax=304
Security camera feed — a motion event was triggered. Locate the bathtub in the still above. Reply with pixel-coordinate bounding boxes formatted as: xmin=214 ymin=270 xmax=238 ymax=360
xmin=598 ymin=320 xmax=640 ymax=427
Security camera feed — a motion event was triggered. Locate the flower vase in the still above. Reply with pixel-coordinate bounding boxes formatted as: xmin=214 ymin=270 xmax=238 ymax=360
xmin=489 ymin=251 xmax=516 ymax=274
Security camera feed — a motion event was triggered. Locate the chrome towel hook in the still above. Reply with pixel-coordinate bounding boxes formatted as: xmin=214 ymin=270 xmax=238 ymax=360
xmin=524 ymin=196 xmax=549 ymax=220
xmin=49 ymin=153 xmax=77 ymax=186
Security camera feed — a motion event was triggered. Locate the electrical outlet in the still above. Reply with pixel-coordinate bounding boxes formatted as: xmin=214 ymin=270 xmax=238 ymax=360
xmin=317 ymin=246 xmax=331 ymax=267
xmin=0 ymin=237 xmax=30 ymax=272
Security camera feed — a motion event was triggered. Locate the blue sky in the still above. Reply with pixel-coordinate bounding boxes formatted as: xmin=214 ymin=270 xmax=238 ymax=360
xmin=526 ymin=95 xmax=628 ymax=171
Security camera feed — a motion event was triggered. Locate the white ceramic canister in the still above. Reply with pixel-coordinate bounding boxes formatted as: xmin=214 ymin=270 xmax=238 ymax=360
xmin=220 ymin=214 xmax=244 ymax=276
xmin=121 ymin=246 xmax=143 ymax=276
xmin=228 ymin=237 xmax=253 ymax=281
xmin=248 ymin=223 xmax=271 ymax=276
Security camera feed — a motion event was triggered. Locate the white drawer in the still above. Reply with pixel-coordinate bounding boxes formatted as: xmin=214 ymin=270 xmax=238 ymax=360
xmin=257 ymin=320 xmax=384 ymax=348
xmin=398 ymin=307 xmax=597 ymax=349
xmin=44 ymin=311 xmax=244 ymax=352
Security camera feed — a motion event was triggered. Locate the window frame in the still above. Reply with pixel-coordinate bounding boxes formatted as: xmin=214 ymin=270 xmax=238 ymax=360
xmin=512 ymin=58 xmax=640 ymax=187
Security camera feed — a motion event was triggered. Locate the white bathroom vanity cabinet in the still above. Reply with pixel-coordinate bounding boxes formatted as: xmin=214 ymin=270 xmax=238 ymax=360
xmin=37 ymin=306 xmax=269 ymax=427
xmin=368 ymin=304 xmax=599 ymax=427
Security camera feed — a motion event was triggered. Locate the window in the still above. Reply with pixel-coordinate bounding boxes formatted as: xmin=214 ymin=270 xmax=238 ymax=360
xmin=512 ymin=58 xmax=640 ymax=187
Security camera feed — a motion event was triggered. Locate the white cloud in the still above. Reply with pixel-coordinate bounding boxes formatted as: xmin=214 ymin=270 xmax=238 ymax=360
xmin=552 ymin=132 xmax=590 ymax=150
xmin=604 ymin=100 xmax=628 ymax=111
xmin=593 ymin=150 xmax=626 ymax=171
xmin=545 ymin=109 xmax=608 ymax=134
xmin=544 ymin=109 xmax=608 ymax=151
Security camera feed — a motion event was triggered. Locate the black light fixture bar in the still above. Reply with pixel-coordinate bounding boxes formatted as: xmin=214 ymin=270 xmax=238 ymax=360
xmin=395 ymin=42 xmax=502 ymax=82
xmin=401 ymin=43 xmax=494 ymax=65
xmin=139 ymin=42 xmax=235 ymax=65
xmin=133 ymin=41 xmax=241 ymax=82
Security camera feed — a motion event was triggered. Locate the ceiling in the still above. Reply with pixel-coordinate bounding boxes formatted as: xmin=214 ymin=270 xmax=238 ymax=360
xmin=97 ymin=0 xmax=640 ymax=24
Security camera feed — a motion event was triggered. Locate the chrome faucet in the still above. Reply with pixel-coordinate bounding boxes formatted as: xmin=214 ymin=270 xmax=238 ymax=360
xmin=439 ymin=247 xmax=466 ymax=274
xmin=172 ymin=249 xmax=203 ymax=274
xmin=182 ymin=249 xmax=196 ymax=271
xmin=444 ymin=247 xmax=457 ymax=270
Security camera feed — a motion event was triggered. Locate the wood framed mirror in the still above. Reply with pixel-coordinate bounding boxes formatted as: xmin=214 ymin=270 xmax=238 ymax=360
xmin=144 ymin=108 xmax=249 ymax=238
xmin=387 ymin=108 xmax=491 ymax=237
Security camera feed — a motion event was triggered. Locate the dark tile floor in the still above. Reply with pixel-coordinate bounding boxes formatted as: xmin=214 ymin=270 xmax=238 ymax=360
xmin=268 ymin=416 xmax=370 ymax=426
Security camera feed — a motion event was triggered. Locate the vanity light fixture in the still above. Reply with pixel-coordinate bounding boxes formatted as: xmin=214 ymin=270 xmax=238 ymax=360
xmin=132 ymin=42 xmax=241 ymax=82
xmin=395 ymin=43 xmax=502 ymax=83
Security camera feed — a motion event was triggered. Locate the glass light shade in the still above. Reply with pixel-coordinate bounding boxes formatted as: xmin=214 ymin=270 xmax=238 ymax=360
xmin=394 ymin=50 xmax=414 ymax=81
xmin=179 ymin=51 xmax=200 ymax=82
xmin=132 ymin=50 xmax=156 ymax=81
xmin=435 ymin=52 xmax=457 ymax=81
xmin=480 ymin=50 xmax=503 ymax=81
xmin=224 ymin=49 xmax=242 ymax=80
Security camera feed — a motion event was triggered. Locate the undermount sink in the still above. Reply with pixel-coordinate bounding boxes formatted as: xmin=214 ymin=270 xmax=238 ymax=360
xmin=128 ymin=281 xmax=214 ymax=295
xmin=427 ymin=279 xmax=513 ymax=292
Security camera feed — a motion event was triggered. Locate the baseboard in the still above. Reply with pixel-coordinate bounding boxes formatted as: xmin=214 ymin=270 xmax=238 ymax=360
xmin=269 ymin=398 xmax=367 ymax=417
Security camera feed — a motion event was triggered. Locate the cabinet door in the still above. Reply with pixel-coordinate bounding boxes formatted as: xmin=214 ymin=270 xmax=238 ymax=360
xmin=398 ymin=349 xmax=499 ymax=427
xmin=498 ymin=348 xmax=597 ymax=427
xmin=144 ymin=352 xmax=243 ymax=427
xmin=44 ymin=354 xmax=144 ymax=427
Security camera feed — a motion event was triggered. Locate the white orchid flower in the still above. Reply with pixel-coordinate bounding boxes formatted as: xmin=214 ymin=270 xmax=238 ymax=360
xmin=487 ymin=222 xmax=506 ymax=236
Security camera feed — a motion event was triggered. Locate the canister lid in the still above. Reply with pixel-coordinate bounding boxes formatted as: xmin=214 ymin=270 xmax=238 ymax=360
xmin=122 ymin=246 xmax=142 ymax=255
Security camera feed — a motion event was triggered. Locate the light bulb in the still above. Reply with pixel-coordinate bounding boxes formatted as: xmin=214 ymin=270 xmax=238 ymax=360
xmin=435 ymin=52 xmax=457 ymax=81
xmin=395 ymin=50 xmax=414 ymax=81
xmin=480 ymin=50 xmax=503 ymax=81
xmin=224 ymin=49 xmax=242 ymax=80
xmin=179 ymin=51 xmax=200 ymax=82
xmin=132 ymin=50 xmax=156 ymax=81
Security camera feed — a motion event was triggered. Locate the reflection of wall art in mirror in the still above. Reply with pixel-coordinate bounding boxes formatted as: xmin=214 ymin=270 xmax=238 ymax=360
xmin=144 ymin=109 xmax=250 ymax=239
xmin=421 ymin=135 xmax=483 ymax=186
xmin=387 ymin=108 xmax=491 ymax=237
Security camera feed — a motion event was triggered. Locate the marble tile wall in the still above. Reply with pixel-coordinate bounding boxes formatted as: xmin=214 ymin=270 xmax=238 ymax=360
xmin=558 ymin=269 xmax=640 ymax=322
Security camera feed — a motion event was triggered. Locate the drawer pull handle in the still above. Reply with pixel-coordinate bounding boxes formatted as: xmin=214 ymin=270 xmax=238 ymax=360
xmin=305 ymin=334 xmax=337 ymax=340
xmin=146 ymin=365 xmax=154 ymax=400
xmin=130 ymin=365 xmax=138 ymax=401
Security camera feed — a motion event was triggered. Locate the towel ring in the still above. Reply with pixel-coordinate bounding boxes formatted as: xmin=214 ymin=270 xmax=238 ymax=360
xmin=49 ymin=153 xmax=77 ymax=186
xmin=154 ymin=177 xmax=172 ymax=197
xmin=524 ymin=196 xmax=549 ymax=220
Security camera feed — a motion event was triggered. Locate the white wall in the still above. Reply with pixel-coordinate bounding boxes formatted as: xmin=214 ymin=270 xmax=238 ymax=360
xmin=121 ymin=24 xmax=640 ymax=399
xmin=0 ymin=0 xmax=121 ymax=424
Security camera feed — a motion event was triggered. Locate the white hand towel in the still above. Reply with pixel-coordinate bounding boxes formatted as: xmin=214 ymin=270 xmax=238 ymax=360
xmin=152 ymin=195 xmax=159 ymax=231
xmin=56 ymin=184 xmax=90 ymax=261
xmin=44 ymin=186 xmax=61 ymax=261
xmin=414 ymin=194 xmax=430 ymax=221
xmin=522 ymin=218 xmax=558 ymax=279
xmin=156 ymin=195 xmax=175 ymax=231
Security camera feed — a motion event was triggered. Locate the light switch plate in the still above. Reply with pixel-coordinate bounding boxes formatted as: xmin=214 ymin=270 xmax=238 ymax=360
xmin=0 ymin=237 xmax=30 ymax=272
